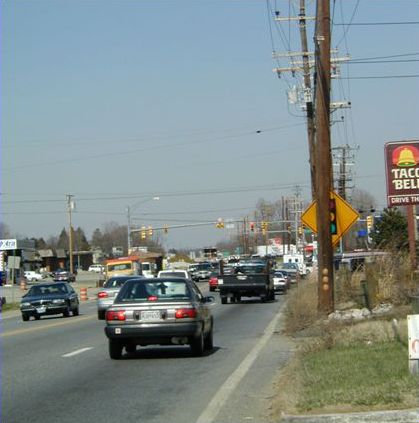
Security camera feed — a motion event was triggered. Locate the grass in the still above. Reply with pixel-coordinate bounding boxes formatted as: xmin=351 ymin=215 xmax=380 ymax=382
xmin=297 ymin=341 xmax=418 ymax=412
xmin=270 ymin=261 xmax=419 ymax=418
xmin=1 ymin=302 xmax=21 ymax=312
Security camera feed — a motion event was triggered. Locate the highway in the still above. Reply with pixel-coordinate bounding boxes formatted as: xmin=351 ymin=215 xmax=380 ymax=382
xmin=1 ymin=284 xmax=295 ymax=423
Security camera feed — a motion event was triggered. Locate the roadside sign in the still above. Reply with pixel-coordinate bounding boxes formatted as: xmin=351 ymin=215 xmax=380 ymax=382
xmin=7 ymin=256 xmax=21 ymax=269
xmin=301 ymin=191 xmax=359 ymax=246
xmin=0 ymin=239 xmax=17 ymax=251
xmin=385 ymin=140 xmax=419 ymax=207
xmin=408 ymin=315 xmax=419 ymax=360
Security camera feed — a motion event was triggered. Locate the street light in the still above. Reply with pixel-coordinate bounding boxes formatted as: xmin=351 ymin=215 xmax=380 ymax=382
xmin=127 ymin=196 xmax=160 ymax=253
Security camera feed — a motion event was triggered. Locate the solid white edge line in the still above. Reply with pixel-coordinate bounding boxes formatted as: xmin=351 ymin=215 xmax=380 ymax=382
xmin=195 ymin=310 xmax=282 ymax=423
xmin=62 ymin=347 xmax=93 ymax=358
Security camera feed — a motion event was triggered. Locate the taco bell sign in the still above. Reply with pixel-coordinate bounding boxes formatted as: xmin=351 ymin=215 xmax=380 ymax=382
xmin=385 ymin=140 xmax=419 ymax=207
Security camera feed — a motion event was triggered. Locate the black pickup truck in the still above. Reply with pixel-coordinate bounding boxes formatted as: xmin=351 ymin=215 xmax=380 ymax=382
xmin=218 ymin=261 xmax=275 ymax=304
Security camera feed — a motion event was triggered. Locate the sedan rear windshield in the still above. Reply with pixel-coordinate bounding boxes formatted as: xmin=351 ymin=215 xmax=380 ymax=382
xmin=235 ymin=265 xmax=266 ymax=274
xmin=118 ymin=280 xmax=191 ymax=302
xmin=104 ymin=277 xmax=132 ymax=288
xmin=159 ymin=272 xmax=186 ymax=278
xmin=28 ymin=284 xmax=67 ymax=296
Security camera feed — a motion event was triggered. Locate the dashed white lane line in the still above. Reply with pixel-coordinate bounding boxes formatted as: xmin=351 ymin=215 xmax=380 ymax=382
xmin=62 ymin=347 xmax=94 ymax=358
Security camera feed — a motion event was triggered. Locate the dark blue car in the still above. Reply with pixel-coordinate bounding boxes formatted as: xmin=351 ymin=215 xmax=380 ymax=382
xmin=20 ymin=282 xmax=79 ymax=321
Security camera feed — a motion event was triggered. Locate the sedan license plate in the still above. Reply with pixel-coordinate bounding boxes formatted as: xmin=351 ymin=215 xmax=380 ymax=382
xmin=140 ymin=310 xmax=161 ymax=321
xmin=36 ymin=306 xmax=46 ymax=314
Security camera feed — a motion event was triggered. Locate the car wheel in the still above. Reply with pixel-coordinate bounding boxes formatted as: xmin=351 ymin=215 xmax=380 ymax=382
xmin=125 ymin=344 xmax=136 ymax=354
xmin=109 ymin=339 xmax=123 ymax=360
xmin=34 ymin=314 xmax=41 ymax=320
xmin=221 ymin=296 xmax=227 ymax=305
xmin=190 ymin=331 xmax=204 ymax=356
xmin=98 ymin=310 xmax=106 ymax=320
xmin=73 ymin=307 xmax=79 ymax=316
xmin=230 ymin=296 xmax=236 ymax=303
xmin=63 ymin=307 xmax=71 ymax=317
xmin=22 ymin=314 xmax=29 ymax=322
xmin=236 ymin=295 xmax=241 ymax=302
xmin=204 ymin=322 xmax=214 ymax=351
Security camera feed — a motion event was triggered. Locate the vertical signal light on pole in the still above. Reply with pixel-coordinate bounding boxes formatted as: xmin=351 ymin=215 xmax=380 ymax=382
xmin=329 ymin=198 xmax=337 ymax=235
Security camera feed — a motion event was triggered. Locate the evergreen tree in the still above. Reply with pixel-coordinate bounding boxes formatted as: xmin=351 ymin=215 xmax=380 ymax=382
xmin=57 ymin=228 xmax=69 ymax=249
xmin=370 ymin=208 xmax=408 ymax=251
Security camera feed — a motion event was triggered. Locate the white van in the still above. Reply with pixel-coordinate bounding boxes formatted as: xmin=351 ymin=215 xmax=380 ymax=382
xmin=88 ymin=264 xmax=104 ymax=273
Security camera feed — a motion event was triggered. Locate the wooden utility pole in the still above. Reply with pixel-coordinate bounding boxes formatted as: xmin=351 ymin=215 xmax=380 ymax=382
xmin=299 ymin=0 xmax=316 ymax=200
xmin=314 ymin=0 xmax=334 ymax=313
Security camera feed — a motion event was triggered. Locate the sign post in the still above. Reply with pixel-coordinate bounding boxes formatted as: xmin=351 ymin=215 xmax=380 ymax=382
xmin=385 ymin=140 xmax=419 ymax=269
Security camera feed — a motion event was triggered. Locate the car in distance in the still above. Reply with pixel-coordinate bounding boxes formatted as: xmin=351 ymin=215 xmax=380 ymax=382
xmin=208 ymin=274 xmax=219 ymax=292
xmin=97 ymin=275 xmax=142 ymax=320
xmin=272 ymin=270 xmax=291 ymax=294
xmin=23 ymin=271 xmax=43 ymax=282
xmin=190 ymin=262 xmax=213 ymax=282
xmin=104 ymin=277 xmax=215 ymax=359
xmin=89 ymin=264 xmax=104 ymax=273
xmin=53 ymin=269 xmax=76 ymax=282
xmin=20 ymin=282 xmax=79 ymax=321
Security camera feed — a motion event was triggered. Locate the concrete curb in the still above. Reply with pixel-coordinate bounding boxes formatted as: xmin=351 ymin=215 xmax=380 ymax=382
xmin=280 ymin=409 xmax=419 ymax=423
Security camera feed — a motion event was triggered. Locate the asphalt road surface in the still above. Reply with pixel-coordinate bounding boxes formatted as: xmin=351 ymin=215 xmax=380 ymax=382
xmin=1 ymin=284 xmax=295 ymax=423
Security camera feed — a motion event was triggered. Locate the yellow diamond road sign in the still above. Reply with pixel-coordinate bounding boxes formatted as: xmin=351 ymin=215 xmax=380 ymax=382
xmin=301 ymin=191 xmax=359 ymax=246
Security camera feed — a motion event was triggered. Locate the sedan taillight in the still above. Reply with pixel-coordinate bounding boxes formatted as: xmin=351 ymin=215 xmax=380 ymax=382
xmin=175 ymin=308 xmax=197 ymax=319
xmin=98 ymin=291 xmax=108 ymax=298
xmin=209 ymin=277 xmax=218 ymax=286
xmin=106 ymin=310 xmax=126 ymax=321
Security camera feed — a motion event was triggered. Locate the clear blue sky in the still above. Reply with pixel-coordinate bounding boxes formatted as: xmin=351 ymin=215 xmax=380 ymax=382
xmin=2 ymin=0 xmax=419 ymax=249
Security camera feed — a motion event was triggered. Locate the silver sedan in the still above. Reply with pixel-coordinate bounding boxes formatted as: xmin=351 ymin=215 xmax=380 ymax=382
xmin=104 ymin=277 xmax=215 ymax=359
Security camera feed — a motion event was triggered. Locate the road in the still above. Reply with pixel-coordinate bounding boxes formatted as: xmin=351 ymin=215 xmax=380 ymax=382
xmin=1 ymin=283 xmax=295 ymax=423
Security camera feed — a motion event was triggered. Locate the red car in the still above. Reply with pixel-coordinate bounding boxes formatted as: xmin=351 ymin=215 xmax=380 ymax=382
xmin=209 ymin=275 xmax=218 ymax=292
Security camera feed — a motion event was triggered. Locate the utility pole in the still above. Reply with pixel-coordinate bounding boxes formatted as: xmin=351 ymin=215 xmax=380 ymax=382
xmin=299 ymin=0 xmax=316 ymax=199
xmin=67 ymin=195 xmax=74 ymax=275
xmin=126 ymin=206 xmax=131 ymax=254
xmin=314 ymin=0 xmax=334 ymax=314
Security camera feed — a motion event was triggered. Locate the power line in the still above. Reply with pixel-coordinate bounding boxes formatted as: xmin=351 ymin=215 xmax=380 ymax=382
xmin=334 ymin=21 xmax=419 ymax=26
xmin=341 ymin=74 xmax=419 ymax=79
xmin=3 ymin=122 xmax=306 ymax=172
xmin=1 ymin=182 xmax=310 ymax=205
xmin=347 ymin=59 xmax=419 ymax=64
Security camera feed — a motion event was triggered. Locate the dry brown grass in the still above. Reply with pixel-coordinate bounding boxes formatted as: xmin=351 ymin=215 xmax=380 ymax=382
xmin=282 ymin=274 xmax=319 ymax=335
xmin=270 ymin=253 xmax=418 ymax=420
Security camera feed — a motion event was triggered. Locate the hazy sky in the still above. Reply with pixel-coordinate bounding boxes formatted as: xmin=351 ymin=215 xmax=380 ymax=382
xmin=2 ymin=0 xmax=419 ymax=249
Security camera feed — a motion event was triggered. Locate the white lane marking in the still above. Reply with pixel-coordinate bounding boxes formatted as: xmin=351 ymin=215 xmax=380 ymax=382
xmin=196 ymin=309 xmax=282 ymax=423
xmin=62 ymin=347 xmax=93 ymax=358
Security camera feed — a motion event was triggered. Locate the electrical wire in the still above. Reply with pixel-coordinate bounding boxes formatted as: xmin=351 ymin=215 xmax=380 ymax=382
xmin=334 ymin=21 xmax=419 ymax=26
xmin=1 ymin=181 xmax=311 ymax=205
xmin=335 ymin=0 xmax=361 ymax=48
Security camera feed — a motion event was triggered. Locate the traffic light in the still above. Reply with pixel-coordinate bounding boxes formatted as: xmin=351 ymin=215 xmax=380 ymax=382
xmin=298 ymin=226 xmax=303 ymax=235
xmin=366 ymin=215 xmax=374 ymax=233
xmin=261 ymin=221 xmax=268 ymax=235
xmin=249 ymin=222 xmax=255 ymax=232
xmin=329 ymin=198 xmax=337 ymax=235
xmin=140 ymin=226 xmax=146 ymax=240
xmin=216 ymin=218 xmax=224 ymax=229
xmin=148 ymin=226 xmax=153 ymax=237
xmin=163 ymin=225 xmax=168 ymax=234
